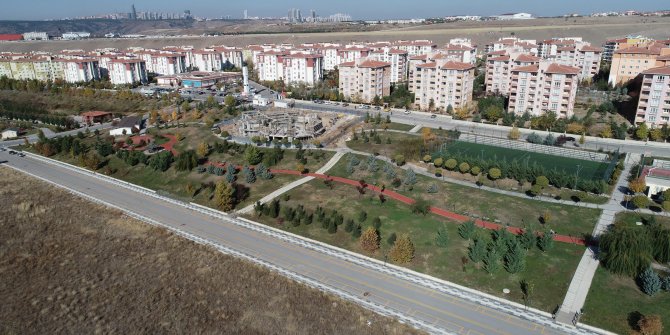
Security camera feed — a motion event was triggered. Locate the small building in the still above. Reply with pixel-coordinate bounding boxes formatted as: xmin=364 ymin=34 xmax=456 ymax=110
xmin=109 ymin=116 xmax=142 ymax=136
xmin=23 ymin=32 xmax=49 ymax=40
xmin=1 ymin=128 xmax=20 ymax=139
xmin=61 ymin=32 xmax=91 ymax=40
xmin=0 ymin=34 xmax=23 ymax=42
xmin=81 ymin=111 xmax=113 ymax=125
xmin=495 ymin=13 xmax=534 ymax=20
xmin=643 ymin=159 xmax=670 ymax=198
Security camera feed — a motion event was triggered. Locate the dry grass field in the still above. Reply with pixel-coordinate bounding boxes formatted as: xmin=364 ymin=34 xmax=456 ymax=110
xmin=0 ymin=167 xmax=421 ymax=335
xmin=1 ymin=16 xmax=668 ymax=53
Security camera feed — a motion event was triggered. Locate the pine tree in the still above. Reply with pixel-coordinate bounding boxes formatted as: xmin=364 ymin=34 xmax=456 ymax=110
xmin=303 ymin=213 xmax=313 ymax=225
xmin=328 ymin=219 xmax=338 ymax=234
xmin=468 ymin=239 xmax=487 ymax=263
xmin=639 ymin=267 xmax=662 ymax=296
xmin=372 ymin=217 xmax=382 ymax=229
xmin=404 ymin=168 xmax=417 ymax=185
xmin=214 ymin=180 xmax=235 ymax=211
xmin=344 ymin=219 xmax=354 ymax=232
xmin=269 ymin=199 xmax=280 ymax=218
xmin=458 ymin=220 xmax=476 ymax=240
xmin=483 ymin=246 xmax=501 ymax=274
xmin=537 ymin=230 xmax=555 ymax=252
xmin=389 ymin=234 xmax=415 ymax=263
xmin=225 ymin=164 xmax=236 ymax=183
xmin=504 ymin=243 xmax=526 ymax=274
xmin=360 ymin=227 xmax=380 ymax=253
xmin=352 ymin=224 xmax=362 ymax=238
xmin=435 ymin=226 xmax=449 ymax=247
xmin=357 ymin=210 xmax=367 ymax=223
xmin=519 ymin=227 xmax=536 ymax=250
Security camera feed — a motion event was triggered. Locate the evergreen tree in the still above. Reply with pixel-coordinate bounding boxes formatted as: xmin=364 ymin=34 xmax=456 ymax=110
xmin=269 ymin=199 xmax=280 ymax=218
xmin=537 ymin=230 xmax=555 ymax=252
xmin=458 ymin=220 xmax=476 ymax=240
xmin=357 ymin=210 xmax=368 ymax=223
xmin=404 ymin=168 xmax=417 ymax=185
xmin=352 ymin=224 xmax=362 ymax=238
xmin=327 ymin=219 xmax=338 ymax=234
xmin=244 ymin=145 xmax=263 ymax=165
xmin=245 ymin=166 xmax=256 ymax=183
xmin=483 ymin=246 xmax=501 ymax=274
xmin=519 ymin=227 xmax=536 ymax=250
xmin=435 ymin=226 xmax=449 ymax=248
xmin=372 ymin=217 xmax=382 ymax=229
xmin=639 ymin=267 xmax=662 ymax=296
xmin=225 ymin=164 xmax=237 ymax=183
xmin=344 ymin=219 xmax=354 ymax=232
xmin=504 ymin=243 xmax=526 ymax=274
xmin=468 ymin=238 xmax=487 ymax=263
xmin=387 ymin=232 xmax=397 ymax=245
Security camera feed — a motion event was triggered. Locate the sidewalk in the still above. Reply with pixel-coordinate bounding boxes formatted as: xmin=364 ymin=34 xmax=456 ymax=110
xmin=237 ymin=151 xmax=345 ymax=214
xmin=556 ymin=156 xmax=634 ymax=325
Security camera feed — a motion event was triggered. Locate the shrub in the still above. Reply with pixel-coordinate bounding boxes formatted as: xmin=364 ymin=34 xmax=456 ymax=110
xmin=638 ymin=267 xmax=662 ymax=296
xmin=459 ymin=162 xmax=470 ymax=174
xmin=445 ymin=158 xmax=458 ymax=170
xmin=526 ymin=132 xmax=543 ymax=144
xmin=470 ymin=166 xmax=481 ymax=175
xmin=535 ymin=176 xmax=549 ymax=188
xmin=395 ymin=154 xmax=406 ymax=166
xmin=632 ymin=195 xmax=650 ymax=209
xmin=423 ymin=155 xmax=432 ymax=163
xmin=435 ymin=168 xmax=442 ymax=177
xmin=433 ymin=158 xmax=443 ymax=167
xmin=488 ymin=168 xmax=501 ymax=180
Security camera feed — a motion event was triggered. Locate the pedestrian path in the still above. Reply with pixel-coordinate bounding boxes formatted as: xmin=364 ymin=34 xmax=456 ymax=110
xmin=556 ymin=156 xmax=634 ymax=325
xmin=236 ymin=151 xmax=345 ymax=214
xmin=408 ymin=124 xmax=422 ymax=133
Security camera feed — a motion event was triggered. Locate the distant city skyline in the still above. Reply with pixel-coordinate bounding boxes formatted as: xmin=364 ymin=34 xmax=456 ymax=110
xmin=0 ymin=0 xmax=667 ymax=20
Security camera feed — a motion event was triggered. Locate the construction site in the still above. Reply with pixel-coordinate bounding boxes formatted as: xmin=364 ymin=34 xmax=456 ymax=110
xmin=234 ymin=109 xmax=352 ymax=142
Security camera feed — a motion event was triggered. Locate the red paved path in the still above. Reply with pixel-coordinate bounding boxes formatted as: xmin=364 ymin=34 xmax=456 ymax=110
xmin=214 ymin=162 xmax=586 ymax=246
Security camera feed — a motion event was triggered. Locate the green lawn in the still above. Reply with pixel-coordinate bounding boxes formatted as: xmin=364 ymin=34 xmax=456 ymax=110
xmin=247 ymin=178 xmax=585 ymax=313
xmin=328 ymin=153 xmax=601 ymax=237
xmin=614 ymin=212 xmax=670 ymax=229
xmin=582 ymin=267 xmax=670 ymax=334
xmin=383 ymin=122 xmax=415 ymax=131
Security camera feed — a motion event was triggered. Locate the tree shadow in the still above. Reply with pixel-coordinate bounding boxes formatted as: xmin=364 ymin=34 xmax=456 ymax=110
xmin=627 ymin=311 xmax=642 ymax=331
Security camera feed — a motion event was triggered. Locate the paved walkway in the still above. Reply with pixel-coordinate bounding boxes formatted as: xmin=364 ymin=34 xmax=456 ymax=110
xmin=237 ymin=151 xmax=346 ymax=214
xmin=556 ymin=154 xmax=637 ymax=325
xmin=408 ymin=124 xmax=422 ymax=133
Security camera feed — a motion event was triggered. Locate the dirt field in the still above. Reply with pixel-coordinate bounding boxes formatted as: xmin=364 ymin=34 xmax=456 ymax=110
xmin=0 ymin=167 xmax=420 ymax=335
xmin=1 ymin=16 xmax=668 ymax=53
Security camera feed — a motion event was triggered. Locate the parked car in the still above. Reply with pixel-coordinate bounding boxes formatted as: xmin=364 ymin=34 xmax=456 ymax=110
xmin=374 ymin=106 xmax=381 ymax=110
xmin=404 ymin=110 xmax=411 ymax=114
xmin=8 ymin=150 xmax=16 ymax=155
xmin=430 ymin=114 xmax=437 ymax=119
xmin=342 ymin=103 xmax=349 ymax=107
xmin=556 ymin=135 xmax=576 ymax=146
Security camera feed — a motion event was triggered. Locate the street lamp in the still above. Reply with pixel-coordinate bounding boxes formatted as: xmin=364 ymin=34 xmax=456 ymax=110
xmin=573 ymin=164 xmax=582 ymax=191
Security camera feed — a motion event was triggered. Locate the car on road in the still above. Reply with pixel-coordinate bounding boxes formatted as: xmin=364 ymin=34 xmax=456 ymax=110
xmin=430 ymin=114 xmax=437 ymax=119
xmin=8 ymin=150 xmax=16 ymax=155
xmin=17 ymin=152 xmax=25 ymax=157
xmin=342 ymin=103 xmax=349 ymax=107
xmin=374 ymin=106 xmax=381 ymax=110
xmin=363 ymin=105 xmax=371 ymax=109
xmin=0 ymin=147 xmax=6 ymax=152
xmin=403 ymin=110 xmax=411 ymax=114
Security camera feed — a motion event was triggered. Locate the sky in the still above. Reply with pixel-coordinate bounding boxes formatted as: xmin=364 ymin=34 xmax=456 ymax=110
xmin=0 ymin=0 xmax=666 ymax=20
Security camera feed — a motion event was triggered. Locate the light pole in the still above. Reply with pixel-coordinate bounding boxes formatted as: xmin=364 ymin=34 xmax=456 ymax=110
xmin=574 ymin=164 xmax=582 ymax=191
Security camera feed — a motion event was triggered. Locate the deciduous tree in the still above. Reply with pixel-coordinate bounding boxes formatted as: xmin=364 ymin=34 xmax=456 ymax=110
xmin=389 ymin=234 xmax=415 ymax=263
xmin=360 ymin=227 xmax=380 ymax=253
xmin=214 ymin=180 xmax=235 ymax=211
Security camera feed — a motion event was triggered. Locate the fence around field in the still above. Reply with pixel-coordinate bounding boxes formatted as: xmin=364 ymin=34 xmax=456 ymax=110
xmin=458 ymin=133 xmax=610 ymax=162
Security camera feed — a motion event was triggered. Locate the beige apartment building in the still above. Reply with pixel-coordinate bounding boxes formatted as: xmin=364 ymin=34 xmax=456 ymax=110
xmin=338 ymin=58 xmax=391 ymax=103
xmin=508 ymin=62 xmax=580 ymax=119
xmin=608 ymin=44 xmax=670 ymax=86
xmin=635 ymin=66 xmax=670 ymax=127
xmin=484 ymin=52 xmax=541 ymax=95
xmin=368 ymin=47 xmax=408 ymax=83
xmin=411 ymin=60 xmax=475 ymax=111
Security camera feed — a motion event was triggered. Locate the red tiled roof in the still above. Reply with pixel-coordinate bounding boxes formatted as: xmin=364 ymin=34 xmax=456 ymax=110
xmin=109 ymin=58 xmax=144 ymax=64
xmin=580 ymin=45 xmax=602 ymax=52
xmin=409 ymin=54 xmax=428 ymax=60
xmin=641 ymin=66 xmax=670 ymax=75
xmin=557 ymin=46 xmax=576 ymax=52
xmin=489 ymin=55 xmax=510 ymax=61
xmin=358 ymin=60 xmax=391 ymax=68
xmin=656 ymin=54 xmax=670 ymax=61
xmin=416 ymin=62 xmax=437 ymax=69
xmin=389 ymin=49 xmax=408 ymax=54
xmin=487 ymin=50 xmax=507 ymax=56
xmin=545 ymin=63 xmax=580 ymax=75
xmin=338 ymin=61 xmax=355 ymax=67
xmin=615 ymin=46 xmax=662 ymax=55
xmin=512 ymin=64 xmax=539 ymax=72
xmin=440 ymin=61 xmax=475 ymax=71
xmin=442 ymin=44 xmax=474 ymax=51
xmin=515 ymin=54 xmax=540 ymax=62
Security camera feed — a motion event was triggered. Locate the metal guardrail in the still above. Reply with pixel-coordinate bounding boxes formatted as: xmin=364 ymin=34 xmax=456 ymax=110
xmin=22 ymin=152 xmax=613 ymax=335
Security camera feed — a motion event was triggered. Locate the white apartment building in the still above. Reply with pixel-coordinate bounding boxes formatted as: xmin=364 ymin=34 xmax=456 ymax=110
xmin=312 ymin=44 xmax=341 ymax=71
xmin=485 ymin=37 xmax=538 ymax=55
xmin=337 ymin=47 xmax=372 ymax=65
xmin=58 ymin=58 xmax=101 ymax=83
xmin=553 ymin=45 xmax=602 ymax=80
xmin=635 ymin=66 xmax=670 ymax=126
xmin=508 ymin=62 xmax=580 ymax=118
xmin=193 ymin=49 xmax=223 ymax=72
xmin=0 ymin=56 xmax=64 ymax=81
xmin=439 ymin=44 xmax=477 ymax=64
xmin=394 ymin=40 xmax=437 ymax=56
xmin=163 ymin=46 xmax=195 ymax=68
xmin=23 ymin=32 xmax=49 ymax=40
xmin=257 ymin=51 xmax=324 ymax=85
xmin=485 ymin=52 xmax=541 ymax=95
xmin=282 ymin=53 xmax=323 ymax=85
xmin=212 ymin=46 xmax=244 ymax=68
xmin=108 ymin=58 xmax=148 ymax=85
xmin=537 ymin=37 xmax=584 ymax=58
xmin=135 ymin=50 xmax=186 ymax=75
xmin=411 ymin=60 xmax=476 ymax=111
xmin=339 ymin=58 xmax=391 ymax=103
xmin=368 ymin=47 xmax=408 ymax=83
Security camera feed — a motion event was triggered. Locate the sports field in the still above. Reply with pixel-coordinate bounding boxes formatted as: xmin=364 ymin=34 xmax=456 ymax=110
xmin=441 ymin=141 xmax=609 ymax=180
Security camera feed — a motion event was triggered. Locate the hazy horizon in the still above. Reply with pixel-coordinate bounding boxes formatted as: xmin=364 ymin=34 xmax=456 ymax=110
xmin=0 ymin=0 xmax=667 ymax=21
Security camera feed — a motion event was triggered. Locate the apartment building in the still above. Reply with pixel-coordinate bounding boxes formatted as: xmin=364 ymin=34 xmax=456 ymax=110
xmin=484 ymin=52 xmax=541 ymax=95
xmin=193 ymin=49 xmax=223 ymax=72
xmin=282 ymin=53 xmax=323 ymax=85
xmin=411 ymin=60 xmax=475 ymax=111
xmin=212 ymin=46 xmax=244 ymax=68
xmin=438 ymin=44 xmax=477 ymax=64
xmin=635 ymin=66 xmax=670 ymax=126
xmin=162 ymin=46 xmax=195 ymax=68
xmin=337 ymin=47 xmax=372 ymax=65
xmin=485 ymin=37 xmax=538 ymax=55
xmin=257 ymin=51 xmax=323 ymax=85
xmin=537 ymin=37 xmax=583 ymax=58
xmin=135 ymin=50 xmax=187 ymax=75
xmin=508 ymin=62 xmax=580 ymax=118
xmin=58 ymin=58 xmax=101 ymax=83
xmin=312 ymin=44 xmax=341 ymax=71
xmin=602 ymin=35 xmax=654 ymax=62
xmin=339 ymin=58 xmax=391 ymax=103
xmin=0 ymin=55 xmax=64 ymax=81
xmin=108 ymin=58 xmax=148 ymax=85
xmin=368 ymin=47 xmax=408 ymax=83
xmin=394 ymin=40 xmax=437 ymax=56
xmin=608 ymin=44 xmax=668 ymax=86
xmin=553 ymin=45 xmax=602 ymax=80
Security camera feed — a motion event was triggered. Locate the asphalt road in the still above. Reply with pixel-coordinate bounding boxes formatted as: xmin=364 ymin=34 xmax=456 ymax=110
xmin=290 ymin=100 xmax=670 ymax=157
xmin=0 ymin=151 xmax=593 ymax=335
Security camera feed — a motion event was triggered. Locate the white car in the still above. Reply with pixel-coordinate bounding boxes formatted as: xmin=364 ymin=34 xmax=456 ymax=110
xmin=403 ymin=110 xmax=411 ymax=114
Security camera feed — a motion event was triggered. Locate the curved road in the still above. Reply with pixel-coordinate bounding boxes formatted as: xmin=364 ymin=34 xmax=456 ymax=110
xmin=0 ymin=152 xmax=603 ymax=335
